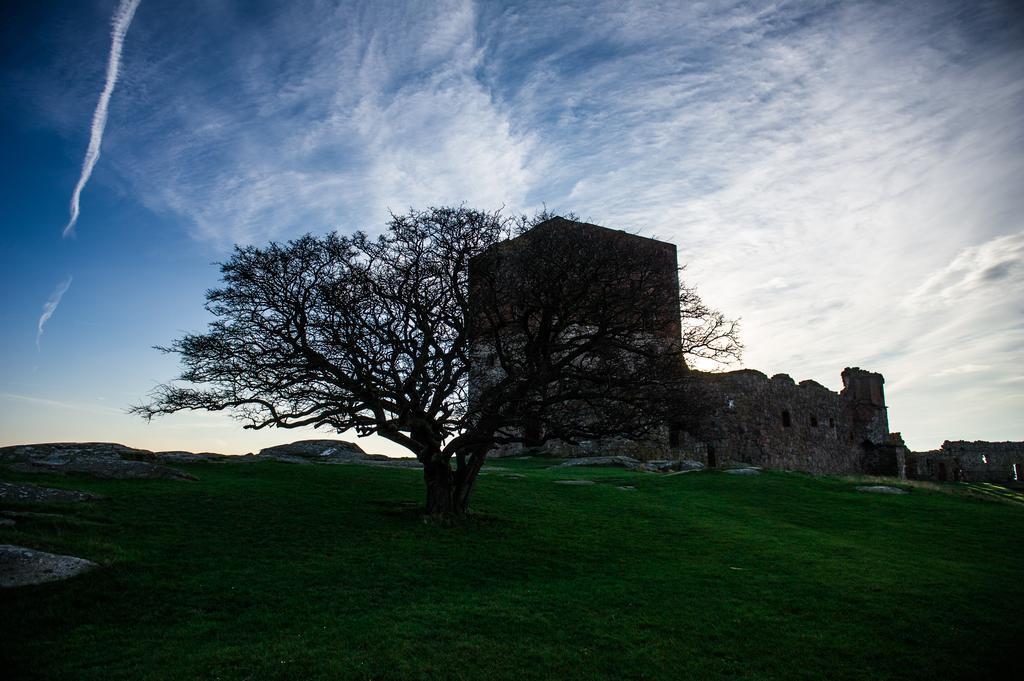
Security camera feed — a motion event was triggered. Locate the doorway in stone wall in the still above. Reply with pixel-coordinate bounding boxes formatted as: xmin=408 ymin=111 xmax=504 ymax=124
xmin=707 ymin=445 xmax=717 ymax=468
xmin=938 ymin=461 xmax=947 ymax=481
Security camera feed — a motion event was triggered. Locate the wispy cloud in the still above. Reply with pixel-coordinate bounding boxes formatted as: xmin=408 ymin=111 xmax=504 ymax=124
xmin=36 ymin=276 xmax=73 ymax=350
xmin=906 ymin=231 xmax=1024 ymax=309
xmin=934 ymin=364 xmax=991 ymax=377
xmin=62 ymin=0 xmax=141 ymax=238
xmin=0 ymin=391 xmax=122 ymax=415
xmin=18 ymin=0 xmax=1023 ymax=448
xmin=68 ymin=0 xmax=536 ymax=246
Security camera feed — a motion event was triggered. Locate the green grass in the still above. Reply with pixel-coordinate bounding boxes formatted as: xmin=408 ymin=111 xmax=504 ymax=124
xmin=1 ymin=459 xmax=1021 ymax=680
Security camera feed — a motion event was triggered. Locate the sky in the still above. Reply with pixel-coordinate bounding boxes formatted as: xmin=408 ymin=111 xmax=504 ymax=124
xmin=1 ymin=0 xmax=1022 ymax=455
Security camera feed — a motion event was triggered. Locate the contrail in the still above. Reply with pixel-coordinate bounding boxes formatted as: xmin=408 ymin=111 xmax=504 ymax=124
xmin=37 ymin=276 xmax=74 ymax=350
xmin=62 ymin=0 xmax=142 ymax=238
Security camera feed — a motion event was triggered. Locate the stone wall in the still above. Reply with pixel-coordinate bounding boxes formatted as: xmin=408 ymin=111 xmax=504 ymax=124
xmin=682 ymin=369 xmax=878 ymax=474
xmin=908 ymin=440 xmax=1024 ymax=483
xmin=489 ymin=429 xmax=673 ymax=461
xmin=484 ymin=362 xmax=902 ymax=475
xmin=860 ymin=434 xmax=908 ymax=478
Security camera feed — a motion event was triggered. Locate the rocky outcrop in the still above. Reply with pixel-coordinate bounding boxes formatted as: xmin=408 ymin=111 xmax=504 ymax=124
xmin=7 ymin=460 xmax=197 ymax=481
xmin=0 ymin=440 xmax=421 ymax=474
xmin=0 ymin=442 xmax=155 ymax=464
xmin=256 ymin=439 xmax=365 ymax=459
xmin=249 ymin=440 xmax=420 ymax=467
xmin=0 ymin=443 xmax=196 ymax=481
xmin=153 ymin=451 xmax=229 ymax=465
xmin=0 ymin=545 xmax=98 ymax=588
xmin=0 ymin=482 xmax=102 ymax=503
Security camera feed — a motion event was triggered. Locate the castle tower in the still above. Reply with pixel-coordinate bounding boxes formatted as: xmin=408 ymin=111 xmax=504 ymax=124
xmin=468 ymin=217 xmax=684 ymax=459
xmin=841 ymin=367 xmax=889 ymax=445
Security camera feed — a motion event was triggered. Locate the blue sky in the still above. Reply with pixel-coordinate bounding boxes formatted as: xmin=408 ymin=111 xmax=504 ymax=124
xmin=1 ymin=0 xmax=1022 ymax=455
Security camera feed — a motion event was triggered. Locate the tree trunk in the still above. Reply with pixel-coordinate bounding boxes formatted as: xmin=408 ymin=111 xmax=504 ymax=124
xmin=422 ymin=450 xmax=487 ymax=519
xmin=452 ymin=450 xmax=487 ymax=515
xmin=423 ymin=457 xmax=455 ymax=517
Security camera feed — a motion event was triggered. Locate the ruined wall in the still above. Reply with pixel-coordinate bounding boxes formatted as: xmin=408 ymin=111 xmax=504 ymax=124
xmin=469 ymin=218 xmax=906 ymax=474
xmin=908 ymin=440 xmax=1024 ymax=483
xmin=683 ymin=369 xmax=876 ymax=474
xmin=489 ymin=429 xmax=673 ymax=461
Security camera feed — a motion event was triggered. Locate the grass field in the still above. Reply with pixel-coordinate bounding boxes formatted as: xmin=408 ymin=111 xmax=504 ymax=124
xmin=2 ymin=458 xmax=1022 ymax=680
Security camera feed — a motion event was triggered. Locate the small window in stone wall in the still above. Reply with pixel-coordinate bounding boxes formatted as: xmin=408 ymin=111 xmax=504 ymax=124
xmin=782 ymin=410 xmax=792 ymax=428
xmin=1014 ymin=463 xmax=1019 ymax=482
xmin=829 ymin=417 xmax=835 ymax=428
xmin=810 ymin=416 xmax=818 ymax=427
xmin=981 ymin=454 xmax=988 ymax=464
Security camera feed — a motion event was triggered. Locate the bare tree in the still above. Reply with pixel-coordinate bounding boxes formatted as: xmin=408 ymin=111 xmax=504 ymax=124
xmin=134 ymin=207 xmax=740 ymax=518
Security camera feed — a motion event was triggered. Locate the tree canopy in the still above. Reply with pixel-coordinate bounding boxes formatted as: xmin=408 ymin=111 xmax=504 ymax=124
xmin=135 ymin=207 xmax=740 ymax=517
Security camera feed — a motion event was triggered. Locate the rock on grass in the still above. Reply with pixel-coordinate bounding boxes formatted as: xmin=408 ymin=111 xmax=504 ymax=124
xmin=0 ymin=545 xmax=98 ymax=588
xmin=0 ymin=482 xmax=102 ymax=503
xmin=856 ymin=485 xmax=908 ymax=494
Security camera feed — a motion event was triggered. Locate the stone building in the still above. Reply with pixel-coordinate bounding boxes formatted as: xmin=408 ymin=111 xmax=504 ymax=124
xmin=468 ymin=216 xmax=687 ymax=458
xmin=471 ymin=217 xmax=910 ymax=475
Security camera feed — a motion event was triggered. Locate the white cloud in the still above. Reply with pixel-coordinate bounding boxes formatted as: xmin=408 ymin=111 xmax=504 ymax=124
xmin=934 ymin=364 xmax=991 ymax=377
xmin=36 ymin=276 xmax=73 ymax=350
xmin=63 ymin=0 xmax=141 ymax=238
xmin=95 ymin=0 xmax=537 ymax=247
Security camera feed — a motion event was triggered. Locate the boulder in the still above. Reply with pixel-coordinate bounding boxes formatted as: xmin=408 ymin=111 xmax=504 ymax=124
xmin=251 ymin=440 xmax=420 ymax=467
xmin=556 ymin=456 xmax=649 ymax=471
xmin=855 ymin=485 xmax=908 ymax=494
xmin=154 ymin=451 xmax=229 ymax=465
xmin=724 ymin=468 xmax=761 ymax=475
xmin=255 ymin=439 xmax=368 ymax=460
xmin=646 ymin=459 xmax=705 ymax=472
xmin=0 ymin=442 xmax=155 ymax=465
xmin=0 ymin=545 xmax=98 ymax=588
